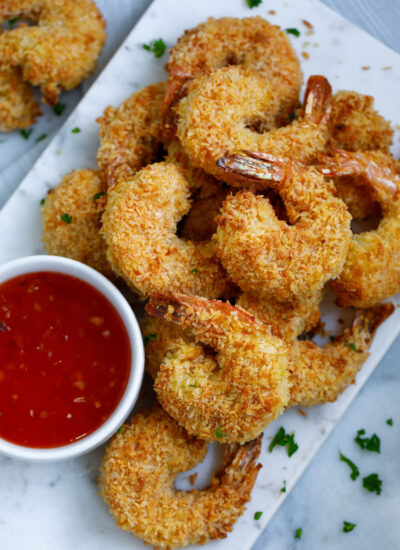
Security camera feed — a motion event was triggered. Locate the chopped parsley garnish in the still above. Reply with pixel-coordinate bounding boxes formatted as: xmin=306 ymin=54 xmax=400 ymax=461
xmin=339 ymin=451 xmax=359 ymax=481
xmin=286 ymin=28 xmax=301 ymax=37
xmin=191 ymin=268 xmax=198 ymax=273
xmin=117 ymin=426 xmax=124 ymax=434
xmin=36 ymin=134 xmax=47 ymax=142
xmin=269 ymin=426 xmax=299 ymax=457
xmin=343 ymin=521 xmax=356 ymax=533
xmin=8 ymin=16 xmax=18 ymax=29
xmin=354 ymin=429 xmax=380 ymax=453
xmin=143 ymin=333 xmax=157 ymax=346
xmin=189 ymin=383 xmax=198 ymax=388
xmin=20 ymin=128 xmax=33 ymax=139
xmin=329 ymin=335 xmax=335 ymax=343
xmin=71 ymin=127 xmax=81 ymax=134
xmin=280 ymin=480 xmax=286 ymax=493
xmin=60 ymin=213 xmax=72 ymax=224
xmin=363 ymin=473 xmax=382 ymax=495
xmin=215 ymin=425 xmax=226 ymax=438
xmin=387 ymin=418 xmax=393 ymax=426
xmin=295 ymin=528 xmax=302 ymax=539
xmin=345 ymin=342 xmax=357 ymax=351
xmin=93 ymin=192 xmax=105 ymax=202
xmin=40 ymin=198 xmax=45 ymax=206
xmin=142 ymin=38 xmax=166 ymax=58
xmin=254 ymin=511 xmax=263 ymax=520
xmin=246 ymin=0 xmax=262 ymax=7
xmin=52 ymin=102 xmax=66 ymax=116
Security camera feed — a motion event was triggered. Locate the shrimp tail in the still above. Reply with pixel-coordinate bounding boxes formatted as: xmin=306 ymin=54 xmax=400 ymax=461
xmin=216 ymin=435 xmax=263 ymax=488
xmin=300 ymin=75 xmax=332 ymax=125
xmin=347 ymin=302 xmax=395 ymax=350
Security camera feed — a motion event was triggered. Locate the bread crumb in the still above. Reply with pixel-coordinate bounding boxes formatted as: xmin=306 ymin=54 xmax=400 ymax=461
xmin=268 ymin=9 xmax=276 ymax=15
xmin=362 ymin=66 xmax=370 ymax=71
xmin=297 ymin=408 xmax=307 ymax=418
xmin=301 ymin=51 xmax=310 ymax=60
xmin=189 ymin=473 xmax=198 ymax=486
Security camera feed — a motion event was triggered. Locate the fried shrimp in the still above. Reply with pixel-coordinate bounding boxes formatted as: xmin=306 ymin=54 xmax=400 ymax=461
xmin=216 ymin=152 xmax=351 ymax=303
xmin=165 ymin=16 xmax=301 ymax=123
xmin=102 ymin=162 xmax=232 ymax=299
xmin=177 ymin=70 xmax=331 ymax=185
xmin=146 ymin=292 xmax=289 ymax=443
xmin=41 ymin=169 xmax=112 ymax=277
xmin=0 ymin=0 xmax=106 ymax=106
xmin=289 ymin=303 xmax=394 ymax=406
xmin=97 ymin=82 xmax=166 ymax=188
xmin=99 ymin=405 xmax=262 ymax=550
xmin=318 ymin=149 xmax=400 ymax=307
xmin=0 ymin=67 xmax=41 ymax=131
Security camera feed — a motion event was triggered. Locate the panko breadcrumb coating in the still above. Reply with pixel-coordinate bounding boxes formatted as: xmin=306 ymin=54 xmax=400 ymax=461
xmin=97 ymin=82 xmax=166 ymax=188
xmin=99 ymin=405 xmax=262 ymax=550
xmin=102 ymin=162 xmax=232 ymax=300
xmin=165 ymin=16 xmax=302 ymax=123
xmin=0 ymin=66 xmax=41 ymax=131
xmin=177 ymin=70 xmax=331 ymax=185
xmin=41 ymin=169 xmax=112 ymax=277
xmin=319 ymin=149 xmax=400 ymax=307
xmin=146 ymin=292 xmax=290 ymax=443
xmin=216 ymin=154 xmax=351 ymax=303
xmin=0 ymin=0 xmax=106 ymax=106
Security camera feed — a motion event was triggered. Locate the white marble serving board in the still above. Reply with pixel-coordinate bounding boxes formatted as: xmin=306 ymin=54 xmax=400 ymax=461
xmin=1 ymin=1 xmax=400 ymax=549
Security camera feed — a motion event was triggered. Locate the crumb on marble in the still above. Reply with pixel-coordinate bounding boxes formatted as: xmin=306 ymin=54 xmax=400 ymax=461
xmin=297 ymin=408 xmax=307 ymax=418
xmin=301 ymin=51 xmax=310 ymax=60
xmin=382 ymin=66 xmax=392 ymax=71
xmin=189 ymin=473 xmax=198 ymax=486
xmin=362 ymin=66 xmax=370 ymax=71
xmin=268 ymin=9 xmax=276 ymax=15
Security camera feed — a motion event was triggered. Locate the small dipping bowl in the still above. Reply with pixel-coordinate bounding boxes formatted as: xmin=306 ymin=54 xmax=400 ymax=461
xmin=0 ymin=255 xmax=144 ymax=462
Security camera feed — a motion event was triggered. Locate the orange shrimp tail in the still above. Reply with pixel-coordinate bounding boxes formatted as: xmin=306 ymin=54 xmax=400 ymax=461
xmin=301 ymin=75 xmax=332 ymax=125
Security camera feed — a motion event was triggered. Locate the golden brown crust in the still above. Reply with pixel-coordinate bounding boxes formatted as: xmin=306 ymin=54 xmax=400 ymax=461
xmin=0 ymin=0 xmax=106 ymax=106
xmin=0 ymin=66 xmax=41 ymax=131
xmin=41 ymin=169 xmax=113 ymax=277
xmin=99 ymin=405 xmax=262 ymax=549
xmin=97 ymin=82 xmax=166 ymax=188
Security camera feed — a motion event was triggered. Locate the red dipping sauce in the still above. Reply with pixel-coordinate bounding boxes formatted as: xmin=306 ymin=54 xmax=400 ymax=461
xmin=0 ymin=271 xmax=131 ymax=448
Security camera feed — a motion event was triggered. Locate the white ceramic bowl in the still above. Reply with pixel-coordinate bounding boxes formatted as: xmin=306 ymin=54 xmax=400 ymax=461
xmin=0 ymin=255 xmax=144 ymax=462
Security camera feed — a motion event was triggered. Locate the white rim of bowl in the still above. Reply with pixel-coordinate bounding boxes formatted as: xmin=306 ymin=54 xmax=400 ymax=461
xmin=0 ymin=255 xmax=144 ymax=462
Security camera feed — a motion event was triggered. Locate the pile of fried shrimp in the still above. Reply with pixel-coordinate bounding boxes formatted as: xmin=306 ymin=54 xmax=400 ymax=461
xmin=0 ymin=0 xmax=106 ymax=131
xmin=41 ymin=16 xmax=398 ymax=550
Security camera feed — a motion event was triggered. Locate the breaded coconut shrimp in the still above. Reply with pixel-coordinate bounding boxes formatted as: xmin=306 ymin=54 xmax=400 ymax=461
xmin=99 ymin=405 xmax=262 ymax=549
xmin=102 ymin=162 xmax=232 ymax=299
xmin=236 ymin=290 xmax=323 ymax=342
xmin=97 ymin=82 xmax=166 ymax=188
xmin=0 ymin=67 xmax=41 ymax=131
xmin=0 ymin=0 xmax=106 ymax=106
xmin=318 ymin=149 xmax=400 ymax=307
xmin=165 ymin=16 xmax=301 ymax=123
xmin=216 ymin=153 xmax=351 ymax=303
xmin=289 ymin=302 xmax=394 ymax=406
xmin=177 ymin=69 xmax=331 ymax=185
xmin=146 ymin=292 xmax=290 ymax=443
xmin=41 ymin=169 xmax=112 ymax=277
xmin=326 ymin=91 xmax=393 ymax=220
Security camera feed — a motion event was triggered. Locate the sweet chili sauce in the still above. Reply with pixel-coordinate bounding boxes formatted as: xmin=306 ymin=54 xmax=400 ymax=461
xmin=0 ymin=271 xmax=131 ymax=448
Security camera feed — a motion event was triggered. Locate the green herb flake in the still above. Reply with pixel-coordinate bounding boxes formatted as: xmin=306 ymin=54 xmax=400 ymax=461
xmin=71 ymin=127 xmax=80 ymax=134
xmin=354 ymin=429 xmax=380 ymax=453
xmin=189 ymin=384 xmax=198 ymax=388
xmin=191 ymin=268 xmax=198 ymax=273
xmin=363 ymin=473 xmax=382 ymax=495
xmin=36 ymin=134 xmax=47 ymax=142
xmin=339 ymin=451 xmax=360 ymax=481
xmin=254 ymin=511 xmax=263 ymax=520
xmin=295 ymin=528 xmax=302 ymax=539
xmin=60 ymin=213 xmax=72 ymax=224
xmin=269 ymin=426 xmax=299 ymax=457
xmin=343 ymin=521 xmax=356 ymax=533
xmin=20 ymin=128 xmax=33 ymax=140
xmin=329 ymin=335 xmax=335 ymax=343
xmin=93 ymin=192 xmax=105 ymax=202
xmin=52 ymin=102 xmax=66 ymax=116
xmin=215 ymin=425 xmax=226 ymax=438
xmin=286 ymin=28 xmax=301 ymax=37
xmin=40 ymin=198 xmax=45 ymax=206
xmin=280 ymin=480 xmax=286 ymax=493
xmin=246 ymin=0 xmax=262 ymax=8
xmin=8 ymin=16 xmax=18 ymax=29
xmin=117 ymin=426 xmax=124 ymax=434
xmin=143 ymin=333 xmax=158 ymax=347
xmin=387 ymin=418 xmax=393 ymax=426
xmin=142 ymin=38 xmax=166 ymax=58
xmin=345 ymin=342 xmax=357 ymax=351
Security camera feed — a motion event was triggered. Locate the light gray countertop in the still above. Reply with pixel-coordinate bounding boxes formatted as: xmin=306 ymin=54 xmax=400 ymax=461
xmin=0 ymin=2 xmax=399 ymax=549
